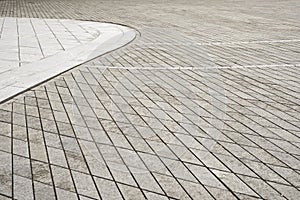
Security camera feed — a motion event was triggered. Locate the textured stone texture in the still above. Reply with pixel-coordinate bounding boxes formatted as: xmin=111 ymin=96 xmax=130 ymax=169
xmin=0 ymin=0 xmax=299 ymax=199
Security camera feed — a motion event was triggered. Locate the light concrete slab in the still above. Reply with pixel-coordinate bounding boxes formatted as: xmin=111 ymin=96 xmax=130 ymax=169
xmin=0 ymin=17 xmax=136 ymax=103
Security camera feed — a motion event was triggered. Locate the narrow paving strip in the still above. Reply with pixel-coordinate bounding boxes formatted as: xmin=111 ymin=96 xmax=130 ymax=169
xmin=0 ymin=0 xmax=299 ymax=200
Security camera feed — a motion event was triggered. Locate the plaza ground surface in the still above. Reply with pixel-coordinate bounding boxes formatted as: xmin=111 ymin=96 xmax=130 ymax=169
xmin=0 ymin=0 xmax=299 ymax=199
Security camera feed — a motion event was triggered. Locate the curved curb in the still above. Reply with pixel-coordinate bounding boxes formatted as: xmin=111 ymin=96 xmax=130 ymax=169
xmin=0 ymin=21 xmax=136 ymax=104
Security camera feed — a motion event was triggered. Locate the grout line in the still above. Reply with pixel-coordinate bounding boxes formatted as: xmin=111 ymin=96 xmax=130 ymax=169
xmin=138 ymin=39 xmax=300 ymax=47
xmin=29 ymin=18 xmax=45 ymax=58
xmin=16 ymin=18 xmax=21 ymax=67
xmin=86 ymin=63 xmax=299 ymax=70
xmin=0 ymin=18 xmax=5 ymax=39
xmin=24 ymin=96 xmax=36 ymax=200
xmin=10 ymin=102 xmax=14 ymax=199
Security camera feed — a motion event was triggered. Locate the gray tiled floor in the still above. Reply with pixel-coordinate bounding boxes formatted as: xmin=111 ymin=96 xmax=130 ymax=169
xmin=0 ymin=0 xmax=300 ymax=199
xmin=0 ymin=17 xmax=98 ymax=70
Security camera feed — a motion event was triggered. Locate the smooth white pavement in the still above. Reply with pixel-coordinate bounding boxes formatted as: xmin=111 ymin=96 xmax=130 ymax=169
xmin=0 ymin=17 xmax=136 ymax=103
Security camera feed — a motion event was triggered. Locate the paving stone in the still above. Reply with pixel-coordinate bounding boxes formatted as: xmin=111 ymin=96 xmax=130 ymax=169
xmin=242 ymin=159 xmax=290 ymax=185
xmin=56 ymin=188 xmax=77 ymax=200
xmin=65 ymin=150 xmax=89 ymax=174
xmin=206 ymin=186 xmax=238 ymax=200
xmin=72 ymin=171 xmax=99 ymax=199
xmin=187 ymin=163 xmax=226 ymax=189
xmin=28 ymin=128 xmax=48 ymax=162
xmin=212 ymin=169 xmax=258 ymax=197
xmin=12 ymin=124 xmax=27 ymax=141
xmin=0 ymin=195 xmax=12 ymax=200
xmin=47 ymin=146 xmax=68 ymax=167
xmin=144 ymin=192 xmax=168 ymax=200
xmin=51 ymin=165 xmax=75 ymax=193
xmin=269 ymin=182 xmax=300 ymax=200
xmin=191 ymin=149 xmax=228 ymax=171
xmin=179 ymin=179 xmax=214 ymax=200
xmin=214 ymin=153 xmax=258 ymax=177
xmin=94 ymin=177 xmax=123 ymax=200
xmin=0 ymin=151 xmax=12 ymax=197
xmin=13 ymin=175 xmax=34 ymax=200
xmin=131 ymin=169 xmax=164 ymax=194
xmin=33 ymin=181 xmax=56 ymax=200
xmin=153 ymin=173 xmax=191 ymax=199
xmin=269 ymin=165 xmax=300 ymax=188
xmin=32 ymin=161 xmax=52 ymax=185
xmin=161 ymin=158 xmax=197 ymax=182
xmin=0 ymin=135 xmax=11 ymax=153
xmin=13 ymin=138 xmax=29 ymax=157
xmin=117 ymin=184 xmax=145 ymax=200
xmin=13 ymin=155 xmax=31 ymax=178
xmin=238 ymin=175 xmax=285 ymax=200
xmin=0 ymin=121 xmax=11 ymax=137
xmin=1 ymin=0 xmax=300 ymax=199
xmin=78 ymin=140 xmax=112 ymax=179
xmin=108 ymin=162 xmax=137 ymax=187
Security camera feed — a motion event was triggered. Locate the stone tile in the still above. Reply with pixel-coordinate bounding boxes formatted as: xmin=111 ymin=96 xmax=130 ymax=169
xmin=47 ymin=146 xmax=68 ymax=168
xmin=206 ymin=186 xmax=237 ymax=200
xmin=179 ymin=179 xmax=214 ymax=200
xmin=13 ymin=139 xmax=29 ymax=157
xmin=73 ymin=171 xmax=99 ymax=199
xmin=238 ymin=175 xmax=285 ymax=200
xmin=0 ymin=135 xmax=11 ymax=152
xmin=161 ymin=158 xmax=197 ymax=182
xmin=52 ymin=165 xmax=75 ymax=192
xmin=33 ymin=181 xmax=56 ymax=200
xmin=131 ymin=169 xmax=164 ymax=194
xmin=169 ymin=144 xmax=202 ymax=165
xmin=144 ymin=192 xmax=168 ymax=200
xmin=94 ymin=177 xmax=123 ymax=200
xmin=269 ymin=165 xmax=300 ymax=187
xmin=215 ymin=153 xmax=258 ymax=177
xmin=108 ymin=162 xmax=137 ymax=187
xmin=0 ymin=121 xmax=11 ymax=137
xmin=117 ymin=184 xmax=145 ymax=200
xmin=44 ymin=132 xmax=62 ymax=149
xmin=32 ymin=161 xmax=52 ymax=185
xmin=56 ymin=188 xmax=78 ymax=200
xmin=0 ymin=151 xmax=12 ymax=197
xmin=0 ymin=195 xmax=12 ymax=200
xmin=65 ymin=150 xmax=89 ymax=173
xmin=12 ymin=124 xmax=27 ymax=141
xmin=191 ymin=149 xmax=228 ymax=171
xmin=78 ymin=140 xmax=112 ymax=179
xmin=13 ymin=155 xmax=31 ymax=178
xmin=13 ymin=175 xmax=34 ymax=200
xmin=153 ymin=173 xmax=190 ymax=199
xmin=186 ymin=164 xmax=225 ymax=189
xmin=269 ymin=182 xmax=300 ymax=200
xmin=212 ymin=170 xmax=257 ymax=197
xmin=139 ymin=152 xmax=171 ymax=176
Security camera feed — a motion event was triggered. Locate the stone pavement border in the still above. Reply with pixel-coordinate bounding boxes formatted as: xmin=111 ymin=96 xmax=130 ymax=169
xmin=0 ymin=17 xmax=137 ymax=104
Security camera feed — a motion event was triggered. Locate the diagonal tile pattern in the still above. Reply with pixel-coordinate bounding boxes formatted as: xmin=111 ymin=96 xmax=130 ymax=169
xmin=0 ymin=64 xmax=299 ymax=199
xmin=0 ymin=0 xmax=300 ymax=199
